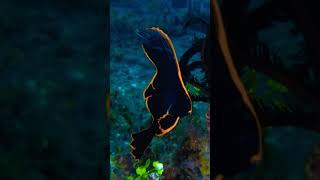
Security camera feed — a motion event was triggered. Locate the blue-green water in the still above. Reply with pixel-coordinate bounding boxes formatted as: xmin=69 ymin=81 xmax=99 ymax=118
xmin=110 ymin=0 xmax=210 ymax=179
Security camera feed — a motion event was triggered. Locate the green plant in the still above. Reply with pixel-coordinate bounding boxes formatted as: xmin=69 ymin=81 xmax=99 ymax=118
xmin=242 ymin=67 xmax=292 ymax=111
xmin=186 ymin=83 xmax=202 ymax=97
xmin=126 ymin=159 xmax=164 ymax=180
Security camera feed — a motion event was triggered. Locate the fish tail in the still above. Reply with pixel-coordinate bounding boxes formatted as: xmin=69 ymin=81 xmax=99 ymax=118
xmin=130 ymin=123 xmax=156 ymax=160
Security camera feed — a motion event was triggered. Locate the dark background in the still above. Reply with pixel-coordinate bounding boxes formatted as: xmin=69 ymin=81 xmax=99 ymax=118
xmin=0 ymin=0 xmax=108 ymax=179
xmin=1 ymin=0 xmax=320 ymax=179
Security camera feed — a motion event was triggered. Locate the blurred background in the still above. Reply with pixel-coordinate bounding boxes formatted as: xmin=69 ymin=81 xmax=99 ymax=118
xmin=0 ymin=0 xmax=108 ymax=179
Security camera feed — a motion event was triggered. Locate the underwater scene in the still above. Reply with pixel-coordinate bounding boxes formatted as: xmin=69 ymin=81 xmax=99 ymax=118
xmin=110 ymin=0 xmax=210 ymax=179
xmin=110 ymin=0 xmax=320 ymax=180
xmin=0 ymin=0 xmax=320 ymax=179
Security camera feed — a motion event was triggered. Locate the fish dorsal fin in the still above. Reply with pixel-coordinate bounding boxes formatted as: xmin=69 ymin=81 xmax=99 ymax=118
xmin=211 ymin=0 xmax=263 ymax=163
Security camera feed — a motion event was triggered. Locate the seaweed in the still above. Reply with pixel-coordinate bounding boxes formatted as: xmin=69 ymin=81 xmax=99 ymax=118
xmin=126 ymin=159 xmax=164 ymax=180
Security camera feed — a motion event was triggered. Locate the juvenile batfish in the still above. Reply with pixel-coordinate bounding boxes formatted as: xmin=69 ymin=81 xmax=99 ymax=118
xmin=130 ymin=27 xmax=192 ymax=160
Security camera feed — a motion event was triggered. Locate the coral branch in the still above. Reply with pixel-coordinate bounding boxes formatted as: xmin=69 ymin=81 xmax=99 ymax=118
xmin=179 ymin=39 xmax=204 ymax=73
xmin=185 ymin=61 xmax=203 ymax=72
xmin=179 ymin=39 xmax=209 ymax=99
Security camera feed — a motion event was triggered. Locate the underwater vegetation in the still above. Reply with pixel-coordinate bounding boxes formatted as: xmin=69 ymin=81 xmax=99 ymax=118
xmin=125 ymin=159 xmax=164 ymax=180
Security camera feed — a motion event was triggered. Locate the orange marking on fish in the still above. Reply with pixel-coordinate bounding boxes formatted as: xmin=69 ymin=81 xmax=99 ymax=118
xmin=157 ymin=116 xmax=180 ymax=137
xmin=211 ymin=0 xmax=263 ymax=163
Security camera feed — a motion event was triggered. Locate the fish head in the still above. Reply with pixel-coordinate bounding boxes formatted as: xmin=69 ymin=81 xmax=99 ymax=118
xmin=136 ymin=28 xmax=172 ymax=65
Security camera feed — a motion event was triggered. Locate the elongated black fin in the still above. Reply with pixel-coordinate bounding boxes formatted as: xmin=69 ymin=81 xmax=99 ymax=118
xmin=130 ymin=124 xmax=156 ymax=160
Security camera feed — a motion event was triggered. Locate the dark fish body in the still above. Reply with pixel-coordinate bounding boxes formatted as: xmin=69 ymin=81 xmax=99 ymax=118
xmin=209 ymin=0 xmax=263 ymax=178
xmin=130 ymin=28 xmax=192 ymax=160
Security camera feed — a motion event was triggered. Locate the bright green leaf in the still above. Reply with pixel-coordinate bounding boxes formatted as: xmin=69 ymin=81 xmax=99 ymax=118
xmin=126 ymin=176 xmax=134 ymax=180
xmin=152 ymin=161 xmax=163 ymax=172
xmin=136 ymin=166 xmax=146 ymax=176
xmin=157 ymin=169 xmax=164 ymax=175
xmin=142 ymin=174 xmax=148 ymax=179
